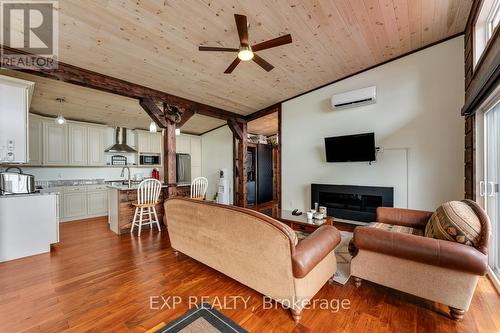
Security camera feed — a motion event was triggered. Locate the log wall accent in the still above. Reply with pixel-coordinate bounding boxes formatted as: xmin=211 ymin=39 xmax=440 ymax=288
xmin=464 ymin=114 xmax=476 ymax=200
xmin=462 ymin=0 xmax=499 ymax=200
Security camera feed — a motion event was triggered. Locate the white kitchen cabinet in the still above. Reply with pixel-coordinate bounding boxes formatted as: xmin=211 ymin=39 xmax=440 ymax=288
xmin=68 ymin=123 xmax=88 ymax=165
xmin=136 ymin=131 xmax=151 ymax=153
xmin=136 ymin=130 xmax=162 ymax=154
xmin=87 ymin=190 xmax=108 ymax=215
xmin=63 ymin=189 xmax=87 ymax=219
xmin=28 ymin=114 xmax=43 ymax=165
xmin=0 ymin=75 xmax=34 ymax=164
xmin=150 ymin=133 xmax=162 ymax=154
xmin=87 ymin=126 xmax=105 ymax=166
xmin=176 ymin=134 xmax=202 ymax=181
xmin=190 ymin=136 xmax=201 ymax=167
xmin=192 ymin=166 xmax=202 ymax=179
xmin=43 ymin=121 xmax=68 ymax=165
xmin=176 ymin=135 xmax=190 ymax=154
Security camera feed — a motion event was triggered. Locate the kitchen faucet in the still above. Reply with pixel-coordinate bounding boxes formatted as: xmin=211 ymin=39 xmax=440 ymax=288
xmin=120 ymin=166 xmax=131 ymax=188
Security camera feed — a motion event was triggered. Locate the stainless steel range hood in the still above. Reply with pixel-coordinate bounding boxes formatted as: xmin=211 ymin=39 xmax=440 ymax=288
xmin=104 ymin=127 xmax=137 ymax=153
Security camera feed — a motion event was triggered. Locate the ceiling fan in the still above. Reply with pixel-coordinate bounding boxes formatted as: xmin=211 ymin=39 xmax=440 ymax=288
xmin=199 ymin=14 xmax=292 ymax=74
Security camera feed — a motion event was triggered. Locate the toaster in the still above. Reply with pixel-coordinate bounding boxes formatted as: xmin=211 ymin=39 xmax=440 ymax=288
xmin=0 ymin=167 xmax=35 ymax=195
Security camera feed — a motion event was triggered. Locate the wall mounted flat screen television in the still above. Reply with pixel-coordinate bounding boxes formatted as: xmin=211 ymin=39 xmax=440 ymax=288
xmin=325 ymin=133 xmax=376 ymax=162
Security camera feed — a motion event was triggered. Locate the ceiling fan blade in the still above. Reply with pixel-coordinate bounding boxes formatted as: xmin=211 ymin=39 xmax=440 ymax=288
xmin=252 ymin=54 xmax=274 ymax=72
xmin=224 ymin=58 xmax=241 ymax=74
xmin=252 ymin=34 xmax=292 ymax=52
xmin=199 ymin=46 xmax=239 ymax=52
xmin=234 ymin=14 xmax=249 ymax=46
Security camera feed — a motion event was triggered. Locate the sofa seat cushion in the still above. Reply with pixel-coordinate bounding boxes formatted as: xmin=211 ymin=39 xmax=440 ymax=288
xmin=425 ymin=201 xmax=482 ymax=247
xmin=371 ymin=222 xmax=423 ymax=236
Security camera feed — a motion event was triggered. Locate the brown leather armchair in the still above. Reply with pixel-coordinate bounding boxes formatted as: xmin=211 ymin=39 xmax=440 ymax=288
xmin=351 ymin=201 xmax=490 ymax=321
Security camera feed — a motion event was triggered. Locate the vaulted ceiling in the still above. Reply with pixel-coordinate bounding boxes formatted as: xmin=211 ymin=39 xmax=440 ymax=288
xmin=1 ymin=0 xmax=472 ymax=134
xmin=53 ymin=0 xmax=471 ymax=117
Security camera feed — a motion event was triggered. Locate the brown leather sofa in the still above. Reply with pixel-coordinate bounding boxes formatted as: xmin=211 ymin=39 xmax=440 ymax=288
xmin=165 ymin=198 xmax=341 ymax=323
xmin=351 ymin=202 xmax=490 ymax=321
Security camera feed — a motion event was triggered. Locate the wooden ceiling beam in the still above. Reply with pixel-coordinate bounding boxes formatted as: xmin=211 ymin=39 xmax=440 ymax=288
xmin=227 ymin=118 xmax=244 ymax=140
xmin=139 ymin=98 xmax=168 ymax=128
xmin=1 ymin=45 xmax=242 ymax=122
xmin=162 ymin=95 xmax=245 ymax=122
xmin=176 ymin=108 xmax=195 ymax=128
xmin=245 ymin=103 xmax=281 ymax=122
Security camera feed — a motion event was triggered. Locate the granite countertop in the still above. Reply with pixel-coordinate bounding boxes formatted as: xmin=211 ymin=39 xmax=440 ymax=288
xmin=107 ymin=182 xmax=191 ymax=191
xmin=107 ymin=183 xmax=169 ymax=191
xmin=0 ymin=191 xmax=58 ymax=199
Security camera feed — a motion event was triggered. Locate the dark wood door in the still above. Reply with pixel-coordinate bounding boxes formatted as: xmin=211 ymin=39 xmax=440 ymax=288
xmin=257 ymin=144 xmax=273 ymax=203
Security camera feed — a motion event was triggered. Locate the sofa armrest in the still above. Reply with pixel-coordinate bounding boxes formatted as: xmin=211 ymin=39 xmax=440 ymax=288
xmin=376 ymin=207 xmax=432 ymax=229
xmin=292 ymin=225 xmax=341 ymax=278
xmin=353 ymin=226 xmax=488 ymax=275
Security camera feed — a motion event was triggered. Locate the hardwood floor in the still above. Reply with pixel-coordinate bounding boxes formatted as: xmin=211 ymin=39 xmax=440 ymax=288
xmin=0 ymin=217 xmax=498 ymax=333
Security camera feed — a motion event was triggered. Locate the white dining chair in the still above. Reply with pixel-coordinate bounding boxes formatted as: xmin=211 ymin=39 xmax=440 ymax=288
xmin=131 ymin=178 xmax=162 ymax=236
xmin=190 ymin=177 xmax=208 ymax=200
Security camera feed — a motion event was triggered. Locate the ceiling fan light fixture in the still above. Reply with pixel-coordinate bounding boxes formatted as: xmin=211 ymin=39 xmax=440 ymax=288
xmin=237 ymin=46 xmax=254 ymax=61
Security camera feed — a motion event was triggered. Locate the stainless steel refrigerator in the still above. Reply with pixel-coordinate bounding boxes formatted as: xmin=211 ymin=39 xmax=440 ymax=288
xmin=176 ymin=153 xmax=191 ymax=183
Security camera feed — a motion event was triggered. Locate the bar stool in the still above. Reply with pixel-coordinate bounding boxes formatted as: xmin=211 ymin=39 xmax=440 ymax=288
xmin=131 ymin=178 xmax=162 ymax=236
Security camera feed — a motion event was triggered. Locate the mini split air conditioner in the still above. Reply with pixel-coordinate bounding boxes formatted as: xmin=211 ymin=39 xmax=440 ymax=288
xmin=330 ymin=86 xmax=376 ymax=110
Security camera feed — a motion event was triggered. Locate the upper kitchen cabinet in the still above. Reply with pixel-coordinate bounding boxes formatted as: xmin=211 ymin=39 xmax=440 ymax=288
xmin=43 ymin=120 xmax=68 ymax=165
xmin=30 ymin=114 xmax=106 ymax=166
xmin=176 ymin=134 xmax=202 ymax=180
xmin=0 ymin=75 xmax=34 ymax=164
xmin=68 ymin=123 xmax=88 ymax=165
xmin=190 ymin=136 xmax=201 ymax=167
xmin=176 ymin=135 xmax=190 ymax=154
xmin=87 ymin=126 xmax=105 ymax=166
xmin=28 ymin=114 xmax=43 ymax=165
xmin=136 ymin=130 xmax=162 ymax=155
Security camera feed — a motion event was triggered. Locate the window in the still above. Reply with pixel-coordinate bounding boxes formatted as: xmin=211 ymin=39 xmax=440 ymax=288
xmin=474 ymin=0 xmax=500 ymax=68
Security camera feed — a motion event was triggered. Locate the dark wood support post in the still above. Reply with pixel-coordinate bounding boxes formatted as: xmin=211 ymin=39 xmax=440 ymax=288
xmin=164 ymin=119 xmax=177 ymax=198
xmin=228 ymin=119 xmax=247 ymax=207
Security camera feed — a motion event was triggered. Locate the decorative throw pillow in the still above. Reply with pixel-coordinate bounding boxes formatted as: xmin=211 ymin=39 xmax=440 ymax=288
xmin=424 ymin=200 xmax=482 ymax=247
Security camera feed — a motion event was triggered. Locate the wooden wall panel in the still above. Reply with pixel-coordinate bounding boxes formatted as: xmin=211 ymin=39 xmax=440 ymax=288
xmin=464 ymin=114 xmax=476 ymax=200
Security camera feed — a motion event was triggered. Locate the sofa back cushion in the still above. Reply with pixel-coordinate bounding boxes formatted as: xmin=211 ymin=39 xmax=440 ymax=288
xmin=424 ymin=200 xmax=482 ymax=247
xmin=165 ymin=198 xmax=298 ymax=299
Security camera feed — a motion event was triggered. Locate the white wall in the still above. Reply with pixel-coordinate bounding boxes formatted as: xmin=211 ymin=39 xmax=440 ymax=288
xmin=282 ymin=37 xmax=465 ymax=212
xmin=201 ymin=126 xmax=233 ymax=203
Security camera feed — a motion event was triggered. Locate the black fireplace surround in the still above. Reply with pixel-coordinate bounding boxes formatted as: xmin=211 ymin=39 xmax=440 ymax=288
xmin=311 ymin=184 xmax=394 ymax=222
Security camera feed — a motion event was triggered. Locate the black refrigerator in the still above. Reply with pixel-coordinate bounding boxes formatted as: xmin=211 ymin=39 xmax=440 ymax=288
xmin=257 ymin=144 xmax=273 ymax=203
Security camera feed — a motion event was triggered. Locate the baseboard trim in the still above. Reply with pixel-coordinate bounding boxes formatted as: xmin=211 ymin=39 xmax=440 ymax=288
xmin=487 ymin=266 xmax=500 ymax=294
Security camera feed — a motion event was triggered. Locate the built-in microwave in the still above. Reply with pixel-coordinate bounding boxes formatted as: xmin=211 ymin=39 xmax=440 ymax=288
xmin=139 ymin=154 xmax=160 ymax=165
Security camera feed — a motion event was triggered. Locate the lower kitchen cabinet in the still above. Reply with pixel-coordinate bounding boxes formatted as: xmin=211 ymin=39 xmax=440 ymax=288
xmin=87 ymin=190 xmax=108 ymax=215
xmin=54 ymin=185 xmax=109 ymax=222
xmin=63 ymin=191 xmax=88 ymax=219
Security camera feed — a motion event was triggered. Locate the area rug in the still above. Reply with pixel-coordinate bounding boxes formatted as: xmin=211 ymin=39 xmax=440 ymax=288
xmin=332 ymin=231 xmax=353 ymax=285
xmin=154 ymin=303 xmax=247 ymax=333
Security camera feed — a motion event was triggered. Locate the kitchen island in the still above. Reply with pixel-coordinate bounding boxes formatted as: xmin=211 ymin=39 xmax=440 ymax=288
xmin=108 ymin=183 xmax=190 ymax=235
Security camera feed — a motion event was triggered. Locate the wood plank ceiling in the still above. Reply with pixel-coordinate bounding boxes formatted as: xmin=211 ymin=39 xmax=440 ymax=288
xmin=0 ymin=69 xmax=226 ymax=134
xmin=1 ymin=0 xmax=472 ymax=133
xmin=53 ymin=0 xmax=471 ymax=115
xmin=248 ymin=111 xmax=278 ymax=136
